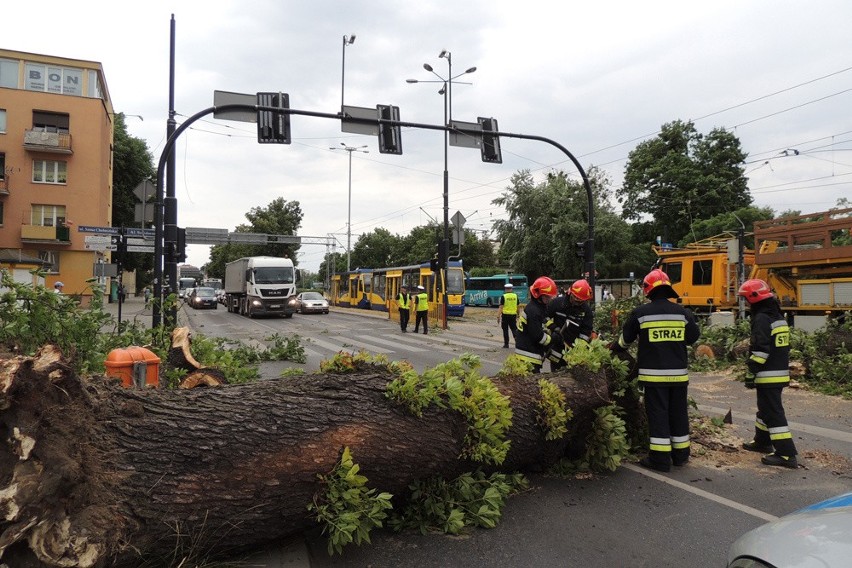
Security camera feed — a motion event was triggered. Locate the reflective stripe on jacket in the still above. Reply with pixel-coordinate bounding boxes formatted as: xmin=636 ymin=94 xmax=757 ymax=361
xmin=618 ymin=298 xmax=700 ymax=385
xmin=747 ymin=303 xmax=790 ymax=387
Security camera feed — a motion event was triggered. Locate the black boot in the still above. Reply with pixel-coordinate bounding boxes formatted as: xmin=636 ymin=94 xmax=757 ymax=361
xmin=761 ymin=453 xmax=798 ymax=469
xmin=742 ymin=440 xmax=774 ymax=454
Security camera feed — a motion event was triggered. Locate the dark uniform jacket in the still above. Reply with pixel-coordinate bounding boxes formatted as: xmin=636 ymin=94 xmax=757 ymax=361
xmin=747 ymin=299 xmax=790 ymax=387
xmin=515 ymin=299 xmax=552 ymax=365
xmin=618 ymin=298 xmax=700 ymax=384
xmin=546 ymin=295 xmax=593 ymax=346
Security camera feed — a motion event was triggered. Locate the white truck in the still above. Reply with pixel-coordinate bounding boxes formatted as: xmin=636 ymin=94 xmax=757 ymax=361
xmin=224 ymin=256 xmax=297 ymax=318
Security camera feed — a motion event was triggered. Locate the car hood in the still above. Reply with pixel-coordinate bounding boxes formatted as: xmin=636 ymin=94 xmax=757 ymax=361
xmin=728 ymin=493 xmax=852 ymax=567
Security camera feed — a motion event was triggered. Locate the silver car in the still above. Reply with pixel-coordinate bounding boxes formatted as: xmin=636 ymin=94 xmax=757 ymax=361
xmin=727 ymin=492 xmax=852 ymax=567
xmin=295 ymin=291 xmax=329 ymax=314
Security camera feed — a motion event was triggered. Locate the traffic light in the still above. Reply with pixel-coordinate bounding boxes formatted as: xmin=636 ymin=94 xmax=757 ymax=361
xmin=377 ymin=104 xmax=402 ymax=154
xmin=575 ymin=240 xmax=586 ymax=260
xmin=478 ymin=116 xmax=502 ymax=164
xmin=257 ymin=92 xmax=291 ymax=144
xmin=175 ymin=227 xmax=187 ymax=263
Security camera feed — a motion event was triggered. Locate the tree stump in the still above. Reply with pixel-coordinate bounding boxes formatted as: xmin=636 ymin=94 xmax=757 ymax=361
xmin=0 ymin=346 xmax=616 ymax=567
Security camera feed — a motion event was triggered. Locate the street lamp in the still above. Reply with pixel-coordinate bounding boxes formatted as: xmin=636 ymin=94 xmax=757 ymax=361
xmin=330 ymin=142 xmax=369 ymax=271
xmin=341 ymin=34 xmax=356 ymax=112
xmin=407 ymin=51 xmax=475 ymax=327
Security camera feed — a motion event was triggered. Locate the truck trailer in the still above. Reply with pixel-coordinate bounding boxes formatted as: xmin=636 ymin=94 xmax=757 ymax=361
xmin=224 ymin=256 xmax=297 ymax=318
xmin=653 ymin=208 xmax=852 ymax=327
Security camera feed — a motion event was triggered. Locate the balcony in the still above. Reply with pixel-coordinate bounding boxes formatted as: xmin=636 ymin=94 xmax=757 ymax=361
xmin=23 ymin=130 xmax=73 ymax=154
xmin=20 ymin=225 xmax=71 ymax=244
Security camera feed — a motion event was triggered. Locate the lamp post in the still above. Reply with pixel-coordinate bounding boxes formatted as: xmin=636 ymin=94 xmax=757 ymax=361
xmin=407 ymin=51 xmax=475 ymax=328
xmin=407 ymin=52 xmax=476 ymax=267
xmin=330 ymin=143 xmax=369 ymax=271
xmin=341 ymin=34 xmax=356 ymax=112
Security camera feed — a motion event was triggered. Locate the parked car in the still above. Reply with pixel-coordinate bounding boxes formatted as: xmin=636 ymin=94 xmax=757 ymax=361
xmin=295 ymin=291 xmax=329 ymax=314
xmin=727 ymin=492 xmax=852 ymax=567
xmin=188 ymin=287 xmax=218 ymax=310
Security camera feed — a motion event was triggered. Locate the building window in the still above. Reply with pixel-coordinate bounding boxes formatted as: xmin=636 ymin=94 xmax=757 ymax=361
xmin=38 ymin=250 xmax=59 ymax=273
xmin=32 ymin=111 xmax=69 ymax=134
xmin=0 ymin=153 xmax=5 ymax=180
xmin=0 ymin=201 xmax=4 ymax=225
xmin=0 ymin=59 xmax=17 ymax=89
xmin=0 ymin=109 xmax=6 ymax=133
xmin=31 ymin=204 xmax=66 ymax=227
xmin=24 ymin=62 xmax=83 ymax=96
xmin=32 ymin=160 xmax=67 ymax=184
xmin=87 ymin=70 xmax=103 ymax=99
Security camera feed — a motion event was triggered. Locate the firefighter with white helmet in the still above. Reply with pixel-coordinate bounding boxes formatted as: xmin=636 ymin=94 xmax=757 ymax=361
xmin=514 ymin=276 xmax=560 ymax=374
xmin=610 ymin=268 xmax=700 ymax=472
xmin=737 ymin=278 xmax=798 ymax=469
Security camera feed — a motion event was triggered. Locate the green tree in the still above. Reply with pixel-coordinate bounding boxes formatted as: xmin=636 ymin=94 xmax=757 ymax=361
xmin=492 ymin=168 xmax=634 ymax=280
xmin=677 ymin=206 xmax=776 ymax=248
xmin=206 ymin=198 xmax=303 ymax=278
xmin=350 ymin=228 xmax=400 ymax=269
xmin=111 ymin=113 xmax=156 ymax=274
xmin=620 ymin=120 xmax=750 ymax=244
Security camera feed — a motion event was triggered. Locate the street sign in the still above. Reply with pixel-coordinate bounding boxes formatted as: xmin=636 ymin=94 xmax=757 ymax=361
xmin=84 ymin=235 xmax=112 ymax=244
xmin=126 ymin=245 xmax=154 ymax=254
xmin=77 ymin=225 xmax=119 ymax=235
xmin=85 ymin=243 xmax=117 ymax=251
xmin=126 ymin=237 xmax=151 ymax=246
xmin=213 ymin=90 xmax=257 ymax=123
xmin=451 ymin=211 xmax=466 ymax=228
xmin=132 ymin=179 xmax=154 ymax=202
xmin=125 ymin=227 xmax=155 ymax=238
xmin=341 ymin=105 xmax=380 ymax=136
xmin=449 ymin=120 xmax=482 ymax=149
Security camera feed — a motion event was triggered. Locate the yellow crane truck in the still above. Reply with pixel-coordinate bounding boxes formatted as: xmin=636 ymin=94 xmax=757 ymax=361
xmin=653 ymin=208 xmax=852 ymax=324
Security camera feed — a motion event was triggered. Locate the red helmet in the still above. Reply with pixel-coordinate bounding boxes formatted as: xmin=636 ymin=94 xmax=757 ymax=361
xmin=530 ymin=276 xmax=558 ymax=299
xmin=569 ymin=279 xmax=593 ymax=302
xmin=738 ymin=279 xmax=774 ymax=304
xmin=642 ymin=269 xmax=678 ymax=298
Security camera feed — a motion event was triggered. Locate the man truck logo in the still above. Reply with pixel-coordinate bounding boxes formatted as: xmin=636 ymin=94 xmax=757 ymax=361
xmin=649 ymin=328 xmax=684 ymax=342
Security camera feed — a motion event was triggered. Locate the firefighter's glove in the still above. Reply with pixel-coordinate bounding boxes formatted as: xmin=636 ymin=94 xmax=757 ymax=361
xmin=744 ymin=372 xmax=756 ymax=389
xmin=608 ymin=341 xmax=625 ymax=353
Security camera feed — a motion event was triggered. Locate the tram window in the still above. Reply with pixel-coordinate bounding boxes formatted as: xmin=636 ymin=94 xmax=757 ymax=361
xmin=692 ymin=260 xmax=713 ymax=286
xmin=663 ymin=262 xmax=682 ymax=284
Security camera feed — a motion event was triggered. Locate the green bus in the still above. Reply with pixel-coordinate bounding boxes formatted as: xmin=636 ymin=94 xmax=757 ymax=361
xmin=463 ymin=274 xmax=529 ymax=307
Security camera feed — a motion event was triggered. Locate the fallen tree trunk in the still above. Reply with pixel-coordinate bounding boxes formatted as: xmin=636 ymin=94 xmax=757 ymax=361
xmin=0 ymin=346 xmax=616 ymax=567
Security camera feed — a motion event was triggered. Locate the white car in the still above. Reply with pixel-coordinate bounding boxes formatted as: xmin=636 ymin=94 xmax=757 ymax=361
xmin=727 ymin=492 xmax=852 ymax=567
xmin=295 ymin=291 xmax=329 ymax=314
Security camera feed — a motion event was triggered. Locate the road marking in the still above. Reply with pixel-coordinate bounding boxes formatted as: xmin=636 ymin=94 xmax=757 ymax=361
xmin=306 ymin=336 xmax=393 ymax=354
xmin=359 ymin=335 xmax=428 ymax=352
xmin=699 ymin=404 xmax=852 ymax=445
xmin=623 ymin=463 xmax=779 ymax=522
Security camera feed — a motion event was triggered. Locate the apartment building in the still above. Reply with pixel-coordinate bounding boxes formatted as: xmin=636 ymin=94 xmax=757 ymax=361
xmin=0 ymin=48 xmax=114 ymax=299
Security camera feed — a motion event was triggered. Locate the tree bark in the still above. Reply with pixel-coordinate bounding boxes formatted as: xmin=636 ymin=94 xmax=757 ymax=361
xmin=0 ymin=346 xmax=616 ymax=568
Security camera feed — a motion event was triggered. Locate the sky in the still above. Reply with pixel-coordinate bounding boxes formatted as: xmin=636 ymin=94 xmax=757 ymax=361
xmin=6 ymin=1 xmax=852 ymax=271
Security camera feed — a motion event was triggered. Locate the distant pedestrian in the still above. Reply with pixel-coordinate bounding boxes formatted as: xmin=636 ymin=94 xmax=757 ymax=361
xmin=602 ymin=285 xmax=614 ymax=301
xmin=143 ymin=286 xmax=151 ymax=308
xmin=737 ymin=279 xmax=799 ymax=469
xmin=413 ymin=285 xmax=429 ymax=335
xmin=397 ymin=285 xmax=411 ymax=332
xmin=118 ymin=284 xmax=126 ymax=304
xmin=53 ymin=281 xmax=64 ymax=294
xmin=497 ymin=282 xmax=518 ymax=348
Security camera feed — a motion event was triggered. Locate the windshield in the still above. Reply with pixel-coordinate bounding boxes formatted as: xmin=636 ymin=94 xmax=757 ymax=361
xmin=253 ymin=266 xmax=295 ymax=284
xmin=195 ymin=287 xmax=216 ymax=298
xmin=446 ymin=268 xmax=465 ymax=295
xmin=301 ymin=292 xmax=324 ymax=300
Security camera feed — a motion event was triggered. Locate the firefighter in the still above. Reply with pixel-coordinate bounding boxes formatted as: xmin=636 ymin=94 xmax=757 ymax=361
xmin=497 ymin=282 xmax=519 ymax=348
xmin=546 ymin=279 xmax=594 ymax=371
xmin=610 ymin=269 xmax=700 ymax=472
xmin=514 ymin=276 xmax=560 ymax=374
xmin=737 ymin=279 xmax=799 ymax=469
xmin=413 ymin=285 xmax=429 ymax=335
xmin=397 ymin=285 xmax=411 ymax=333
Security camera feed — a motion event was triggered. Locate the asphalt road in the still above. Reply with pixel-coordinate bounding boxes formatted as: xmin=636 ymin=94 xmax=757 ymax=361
xmin=115 ymin=297 xmax=852 ymax=567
